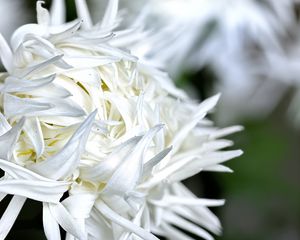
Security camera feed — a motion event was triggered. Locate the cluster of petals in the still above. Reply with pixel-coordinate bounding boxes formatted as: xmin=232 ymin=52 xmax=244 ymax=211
xmin=118 ymin=0 xmax=297 ymax=122
xmin=0 ymin=1 xmax=242 ymax=239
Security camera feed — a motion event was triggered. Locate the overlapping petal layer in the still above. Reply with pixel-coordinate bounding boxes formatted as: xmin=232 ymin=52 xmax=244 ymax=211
xmin=0 ymin=1 xmax=243 ymax=239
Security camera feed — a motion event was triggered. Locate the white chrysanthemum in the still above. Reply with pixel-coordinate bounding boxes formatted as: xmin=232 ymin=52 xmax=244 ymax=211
xmin=118 ymin=0 xmax=294 ymax=73
xmin=111 ymin=0 xmax=296 ymax=123
xmin=0 ymin=1 xmax=242 ymax=240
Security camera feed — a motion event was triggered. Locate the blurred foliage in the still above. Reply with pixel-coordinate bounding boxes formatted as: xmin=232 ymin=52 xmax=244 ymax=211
xmin=176 ymin=66 xmax=217 ymax=101
xmin=217 ymin=117 xmax=300 ymax=240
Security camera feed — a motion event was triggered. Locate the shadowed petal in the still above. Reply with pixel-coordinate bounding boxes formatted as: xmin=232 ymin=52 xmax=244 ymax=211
xmin=0 ymin=118 xmax=25 ymax=160
xmin=28 ymin=111 xmax=96 ymax=180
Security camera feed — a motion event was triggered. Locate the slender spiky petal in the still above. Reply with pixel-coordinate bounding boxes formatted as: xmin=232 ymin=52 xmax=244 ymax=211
xmin=0 ymin=1 xmax=243 ymax=239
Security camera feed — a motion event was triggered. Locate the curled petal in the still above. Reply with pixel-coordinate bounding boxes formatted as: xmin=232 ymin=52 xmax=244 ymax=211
xmin=0 ymin=118 xmax=25 ymax=160
xmin=23 ymin=117 xmax=44 ymax=157
xmin=29 ymin=111 xmax=96 ymax=180
xmin=37 ymin=0 xmax=50 ymax=26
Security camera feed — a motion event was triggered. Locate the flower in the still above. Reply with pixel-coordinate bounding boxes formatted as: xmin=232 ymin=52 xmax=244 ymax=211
xmin=0 ymin=1 xmax=242 ymax=239
xmin=111 ymin=0 xmax=297 ymax=123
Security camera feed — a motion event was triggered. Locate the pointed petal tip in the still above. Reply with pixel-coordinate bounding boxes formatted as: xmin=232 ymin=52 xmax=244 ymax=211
xmin=209 ymin=93 xmax=221 ymax=106
xmin=220 ymin=199 xmax=226 ymax=205
xmin=84 ymin=110 xmax=97 ymax=124
xmin=90 ymin=109 xmax=98 ymax=116
xmin=234 ymin=125 xmax=245 ymax=132
xmin=166 ymin=145 xmax=173 ymax=152
xmin=18 ymin=117 xmax=26 ymax=126
xmin=214 ymin=92 xmax=222 ymax=100
xmin=236 ymin=150 xmax=243 ymax=157
xmin=154 ymin=123 xmax=165 ymax=131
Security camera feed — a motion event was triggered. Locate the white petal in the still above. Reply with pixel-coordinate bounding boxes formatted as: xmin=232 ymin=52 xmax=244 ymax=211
xmin=2 ymin=74 xmax=56 ymax=93
xmin=89 ymin=44 xmax=137 ymax=62
xmin=4 ymin=94 xmax=85 ymax=118
xmin=103 ymin=92 xmax=134 ymax=131
xmin=119 ymin=204 xmax=148 ymax=240
xmin=23 ymin=117 xmax=44 ymax=157
xmin=24 ymin=34 xmax=72 ymax=69
xmin=81 ymin=136 xmax=142 ymax=182
xmin=170 ymin=117 xmax=204 ymax=155
xmin=62 ymin=194 xmax=96 ymax=219
xmin=36 ymin=1 xmax=50 ymax=26
xmin=0 ymin=118 xmax=25 ymax=160
xmin=168 ymin=150 xmax=242 ymax=182
xmin=87 ymin=209 xmax=113 ymax=239
xmin=101 ymin=0 xmax=119 ymax=28
xmin=11 ymin=24 xmax=49 ymax=51
xmin=0 ymin=112 xmax=11 ymax=136
xmin=0 ymin=179 xmax=68 ymax=203
xmin=0 ymin=159 xmax=65 ymax=182
xmin=63 ymin=55 xmax=120 ymax=68
xmin=26 ymin=83 xmax=72 ymax=98
xmin=29 ymin=111 xmax=96 ymax=180
xmin=149 ymin=196 xmax=225 ymax=207
xmin=172 ymin=205 xmax=222 ymax=235
xmin=4 ymin=94 xmax=52 ymax=119
xmin=143 ymin=147 xmax=172 ymax=178
xmin=199 ymin=150 xmax=243 ymax=168
xmin=210 ymin=125 xmax=244 ymax=139
xmin=139 ymin=156 xmax=198 ymax=190
xmin=75 ymin=0 xmax=93 ymax=29
xmin=49 ymin=21 xmax=81 ymax=43
xmin=137 ymin=63 xmax=187 ymax=99
xmin=95 ymin=200 xmax=159 ymax=240
xmin=196 ymin=93 xmax=221 ymax=117
xmin=50 ymin=0 xmax=66 ymax=25
xmin=204 ymin=164 xmax=233 ymax=173
xmin=103 ymin=125 xmax=164 ymax=195
xmin=172 ymin=183 xmax=222 ymax=234
xmin=49 ymin=203 xmax=86 ymax=240
xmin=0 ymin=34 xmax=13 ymax=73
xmin=43 ymin=203 xmax=61 ymax=240
xmin=171 ymin=94 xmax=220 ymax=154
xmin=0 ymin=196 xmax=26 ymax=240
xmin=199 ymin=140 xmax=234 ymax=153
xmin=159 ymin=223 xmax=194 ymax=240
xmin=32 ymin=97 xmax=86 ymax=117
xmin=164 ymin=211 xmax=214 ymax=240
xmin=16 ymin=55 xmax=63 ymax=78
